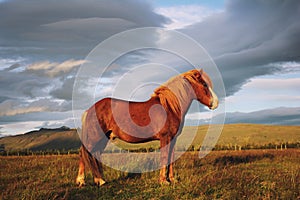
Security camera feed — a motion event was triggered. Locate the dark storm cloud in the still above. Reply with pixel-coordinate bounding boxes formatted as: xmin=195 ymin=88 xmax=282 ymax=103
xmin=0 ymin=70 xmax=50 ymax=100
xmin=0 ymin=110 xmax=73 ymax=124
xmin=0 ymin=98 xmax=71 ymax=117
xmin=0 ymin=0 xmax=169 ymax=55
xmin=3 ymin=63 xmax=20 ymax=71
xmin=50 ymin=77 xmax=75 ymax=101
xmin=182 ymin=0 xmax=300 ymax=95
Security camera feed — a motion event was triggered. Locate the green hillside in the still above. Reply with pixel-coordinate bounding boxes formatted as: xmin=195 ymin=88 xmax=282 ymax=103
xmin=0 ymin=124 xmax=299 ymax=152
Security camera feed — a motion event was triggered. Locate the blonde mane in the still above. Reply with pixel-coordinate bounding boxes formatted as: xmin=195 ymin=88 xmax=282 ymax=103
xmin=152 ymin=71 xmax=197 ymax=119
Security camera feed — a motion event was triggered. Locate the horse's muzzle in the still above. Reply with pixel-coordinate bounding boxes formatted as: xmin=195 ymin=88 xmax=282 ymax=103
xmin=209 ymin=99 xmax=219 ymax=110
xmin=209 ymin=88 xmax=219 ymax=110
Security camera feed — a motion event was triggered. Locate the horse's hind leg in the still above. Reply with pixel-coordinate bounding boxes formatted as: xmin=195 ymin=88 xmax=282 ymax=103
xmin=90 ymin=152 xmax=106 ymax=186
xmin=86 ymin=139 xmax=108 ymax=186
xmin=84 ymin=149 xmax=105 ymax=186
xmin=76 ymin=146 xmax=86 ymax=187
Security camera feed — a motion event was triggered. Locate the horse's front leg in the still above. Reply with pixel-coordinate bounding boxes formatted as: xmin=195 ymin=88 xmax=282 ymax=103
xmin=159 ymin=136 xmax=171 ymax=184
xmin=76 ymin=146 xmax=86 ymax=187
xmin=168 ymin=138 xmax=176 ymax=183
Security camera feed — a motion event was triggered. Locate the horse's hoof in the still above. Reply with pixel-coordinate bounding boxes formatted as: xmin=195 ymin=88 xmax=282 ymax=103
xmin=159 ymin=179 xmax=171 ymax=186
xmin=76 ymin=178 xmax=85 ymax=187
xmin=76 ymin=174 xmax=85 ymax=187
xmin=168 ymin=177 xmax=178 ymax=184
xmin=94 ymin=177 xmax=106 ymax=187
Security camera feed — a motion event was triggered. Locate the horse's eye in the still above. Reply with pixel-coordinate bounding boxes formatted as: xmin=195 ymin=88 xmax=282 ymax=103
xmin=203 ymin=82 xmax=208 ymax=88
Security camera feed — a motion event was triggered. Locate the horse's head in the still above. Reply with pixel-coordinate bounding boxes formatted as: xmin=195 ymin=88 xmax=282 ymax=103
xmin=183 ymin=69 xmax=219 ymax=110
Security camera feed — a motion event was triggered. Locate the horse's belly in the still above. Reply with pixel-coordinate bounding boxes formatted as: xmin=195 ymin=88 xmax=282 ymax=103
xmin=112 ymin=125 xmax=159 ymax=143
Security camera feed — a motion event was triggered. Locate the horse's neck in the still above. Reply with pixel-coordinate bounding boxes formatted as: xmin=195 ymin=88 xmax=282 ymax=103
xmin=174 ymin=82 xmax=195 ymax=117
xmin=178 ymin=94 xmax=194 ymax=117
xmin=168 ymin=86 xmax=194 ymax=119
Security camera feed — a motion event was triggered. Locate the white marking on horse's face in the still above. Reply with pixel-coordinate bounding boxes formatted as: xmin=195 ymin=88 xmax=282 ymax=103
xmin=209 ymin=88 xmax=219 ymax=110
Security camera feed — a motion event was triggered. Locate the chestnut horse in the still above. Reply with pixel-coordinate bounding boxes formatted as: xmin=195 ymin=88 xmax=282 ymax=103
xmin=76 ymin=69 xmax=218 ymax=186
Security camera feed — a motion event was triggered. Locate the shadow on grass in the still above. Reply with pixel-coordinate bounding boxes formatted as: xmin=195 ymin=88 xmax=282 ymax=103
xmin=63 ymin=173 xmax=145 ymax=200
xmin=213 ymin=153 xmax=274 ymax=166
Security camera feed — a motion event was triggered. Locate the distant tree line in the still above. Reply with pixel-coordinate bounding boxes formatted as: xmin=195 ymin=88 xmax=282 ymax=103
xmin=1 ymin=142 xmax=299 ymax=156
xmin=0 ymin=148 xmax=79 ymax=156
xmin=186 ymin=142 xmax=300 ymax=151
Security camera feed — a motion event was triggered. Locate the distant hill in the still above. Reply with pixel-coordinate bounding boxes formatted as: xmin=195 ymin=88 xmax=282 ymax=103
xmin=0 ymin=124 xmax=299 ymax=152
xmin=0 ymin=126 xmax=80 ymax=152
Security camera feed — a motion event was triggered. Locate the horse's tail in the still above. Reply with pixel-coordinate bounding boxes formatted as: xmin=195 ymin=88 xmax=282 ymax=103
xmin=80 ymin=107 xmax=107 ymax=153
xmin=79 ymin=140 xmax=104 ymax=183
xmin=80 ymin=110 xmax=88 ymax=147
xmin=81 ymin=110 xmax=88 ymax=136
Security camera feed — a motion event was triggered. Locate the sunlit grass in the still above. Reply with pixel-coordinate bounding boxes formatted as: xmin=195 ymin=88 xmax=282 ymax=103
xmin=1 ymin=149 xmax=299 ymax=199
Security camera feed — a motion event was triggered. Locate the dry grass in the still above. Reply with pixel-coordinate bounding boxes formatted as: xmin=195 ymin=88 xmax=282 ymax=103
xmin=1 ymin=149 xmax=299 ymax=199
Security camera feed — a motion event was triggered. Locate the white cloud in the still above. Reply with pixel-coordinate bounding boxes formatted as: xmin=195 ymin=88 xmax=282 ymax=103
xmin=249 ymin=79 xmax=300 ymax=91
xmin=0 ymin=106 xmax=47 ymax=117
xmin=48 ymin=59 xmax=85 ymax=77
xmin=226 ymin=74 xmax=300 ymax=112
xmin=0 ymin=58 xmax=25 ymax=70
xmin=0 ymin=100 xmax=45 ymax=116
xmin=273 ymin=61 xmax=300 ymax=74
xmin=186 ymin=111 xmax=212 ymax=120
xmin=27 ymin=61 xmax=55 ymax=71
xmin=155 ymin=5 xmax=220 ymax=29
xmin=34 ymin=117 xmax=75 ymax=130
xmin=27 ymin=59 xmax=85 ymax=77
xmin=0 ymin=99 xmax=70 ymax=117
xmin=1 ymin=121 xmax=43 ymax=136
xmin=0 ymin=117 xmax=75 ymax=136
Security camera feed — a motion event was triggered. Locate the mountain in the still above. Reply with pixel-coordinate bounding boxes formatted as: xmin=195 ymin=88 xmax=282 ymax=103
xmin=0 ymin=126 xmax=81 ymax=152
xmin=224 ymin=107 xmax=300 ymax=125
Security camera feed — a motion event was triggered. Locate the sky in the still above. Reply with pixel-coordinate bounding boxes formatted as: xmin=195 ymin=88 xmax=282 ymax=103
xmin=0 ymin=0 xmax=300 ymax=136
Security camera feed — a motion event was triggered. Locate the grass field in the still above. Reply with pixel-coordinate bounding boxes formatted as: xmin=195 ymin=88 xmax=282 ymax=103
xmin=1 ymin=149 xmax=299 ymax=199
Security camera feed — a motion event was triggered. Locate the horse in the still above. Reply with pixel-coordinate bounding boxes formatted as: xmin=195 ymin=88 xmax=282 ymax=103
xmin=76 ymin=69 xmax=218 ymax=186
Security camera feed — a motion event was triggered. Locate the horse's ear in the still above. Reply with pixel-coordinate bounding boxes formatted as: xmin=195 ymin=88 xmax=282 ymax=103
xmin=199 ymin=69 xmax=203 ymax=75
xmin=192 ymin=69 xmax=202 ymax=80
